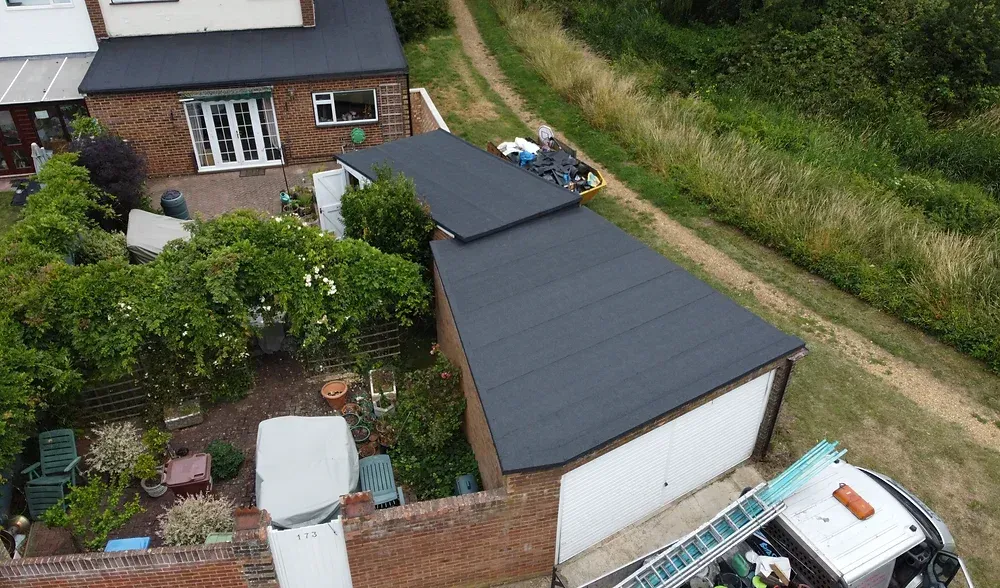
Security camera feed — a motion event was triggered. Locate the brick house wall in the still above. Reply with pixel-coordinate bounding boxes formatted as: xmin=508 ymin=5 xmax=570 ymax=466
xmin=85 ymin=74 xmax=410 ymax=177
xmin=0 ymin=509 xmax=276 ymax=588
xmin=409 ymin=88 xmax=446 ymax=135
xmin=300 ymin=0 xmax=316 ymax=27
xmin=83 ymin=0 xmax=108 ymax=39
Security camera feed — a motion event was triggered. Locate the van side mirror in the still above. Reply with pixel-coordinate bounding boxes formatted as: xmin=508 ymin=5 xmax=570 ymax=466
xmin=928 ymin=552 xmax=975 ymax=588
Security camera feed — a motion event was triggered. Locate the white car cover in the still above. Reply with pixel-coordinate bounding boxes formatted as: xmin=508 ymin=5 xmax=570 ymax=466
xmin=256 ymin=416 xmax=360 ymax=529
xmin=125 ymin=209 xmax=191 ymax=263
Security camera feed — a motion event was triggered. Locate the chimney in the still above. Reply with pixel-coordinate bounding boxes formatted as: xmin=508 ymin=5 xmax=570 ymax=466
xmin=301 ymin=0 xmax=316 ymax=27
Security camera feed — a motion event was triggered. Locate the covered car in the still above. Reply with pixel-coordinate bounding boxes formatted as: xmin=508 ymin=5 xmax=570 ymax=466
xmin=125 ymin=209 xmax=191 ymax=263
xmin=256 ymin=416 xmax=360 ymax=529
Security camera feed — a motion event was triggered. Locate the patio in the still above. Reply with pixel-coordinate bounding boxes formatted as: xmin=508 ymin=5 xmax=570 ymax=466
xmin=147 ymin=160 xmax=340 ymax=218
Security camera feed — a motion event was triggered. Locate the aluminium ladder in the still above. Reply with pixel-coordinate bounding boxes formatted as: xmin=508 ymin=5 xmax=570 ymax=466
xmin=614 ymin=440 xmax=846 ymax=588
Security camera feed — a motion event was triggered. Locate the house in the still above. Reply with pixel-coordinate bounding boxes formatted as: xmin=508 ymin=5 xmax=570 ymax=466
xmin=0 ymin=0 xmax=97 ymax=177
xmin=77 ymin=0 xmax=411 ymax=177
xmin=338 ymin=130 xmax=807 ymax=582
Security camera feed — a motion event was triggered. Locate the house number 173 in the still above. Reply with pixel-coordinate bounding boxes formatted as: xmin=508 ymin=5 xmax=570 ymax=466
xmin=297 ymin=531 xmax=319 ymax=540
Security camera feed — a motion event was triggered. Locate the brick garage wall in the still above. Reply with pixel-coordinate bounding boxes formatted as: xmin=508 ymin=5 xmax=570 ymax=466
xmin=85 ymin=74 xmax=410 ymax=178
xmin=0 ymin=509 xmax=276 ymax=588
xmin=434 ymin=262 xmax=504 ymax=490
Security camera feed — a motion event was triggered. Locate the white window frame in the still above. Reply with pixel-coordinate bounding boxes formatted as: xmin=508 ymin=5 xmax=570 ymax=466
xmin=312 ymin=89 xmax=378 ymax=127
xmin=181 ymin=96 xmax=284 ymax=173
xmin=4 ymin=0 xmax=72 ymax=10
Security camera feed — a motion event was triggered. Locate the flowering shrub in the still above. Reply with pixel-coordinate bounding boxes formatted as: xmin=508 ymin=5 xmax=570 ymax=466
xmin=87 ymin=422 xmax=145 ymax=476
xmin=158 ymin=494 xmax=234 ymax=546
xmin=387 ymin=346 xmax=480 ymax=499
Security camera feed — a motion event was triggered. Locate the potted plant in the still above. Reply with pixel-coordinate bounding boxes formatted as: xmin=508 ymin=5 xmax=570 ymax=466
xmin=375 ymin=420 xmax=396 ymax=450
xmin=369 ymin=368 xmax=397 ymax=418
xmin=134 ymin=453 xmax=167 ymax=498
xmin=321 ymin=380 xmax=350 ymax=410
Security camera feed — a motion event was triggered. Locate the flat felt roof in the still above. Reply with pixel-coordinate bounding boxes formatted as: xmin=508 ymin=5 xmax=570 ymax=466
xmin=338 ymin=130 xmax=581 ymax=242
xmin=432 ymin=207 xmax=804 ymax=472
xmin=79 ymin=0 xmax=407 ymax=94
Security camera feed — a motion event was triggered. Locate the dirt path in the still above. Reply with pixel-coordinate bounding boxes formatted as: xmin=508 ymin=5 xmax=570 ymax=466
xmin=448 ymin=0 xmax=1000 ymax=450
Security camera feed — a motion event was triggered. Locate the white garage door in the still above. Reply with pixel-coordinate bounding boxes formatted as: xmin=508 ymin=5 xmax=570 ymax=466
xmin=555 ymin=370 xmax=775 ymax=563
xmin=269 ymin=518 xmax=353 ymax=588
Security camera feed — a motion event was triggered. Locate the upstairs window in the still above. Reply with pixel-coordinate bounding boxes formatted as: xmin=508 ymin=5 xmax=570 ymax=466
xmin=5 ymin=0 xmax=72 ymax=7
xmin=312 ymin=90 xmax=378 ymax=126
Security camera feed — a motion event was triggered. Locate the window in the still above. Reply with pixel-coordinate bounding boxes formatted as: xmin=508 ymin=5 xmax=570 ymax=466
xmin=312 ymin=90 xmax=378 ymax=126
xmin=5 ymin=0 xmax=72 ymax=7
xmin=30 ymin=103 xmax=86 ymax=149
xmin=183 ymin=97 xmax=282 ymax=172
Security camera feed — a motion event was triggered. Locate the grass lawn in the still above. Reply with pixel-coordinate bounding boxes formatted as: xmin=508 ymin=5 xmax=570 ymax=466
xmin=406 ymin=8 xmax=1000 ymax=579
xmin=0 ymin=192 xmax=19 ymax=236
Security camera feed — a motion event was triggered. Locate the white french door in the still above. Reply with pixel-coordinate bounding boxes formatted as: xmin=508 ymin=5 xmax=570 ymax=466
xmin=184 ymin=97 xmax=282 ymax=172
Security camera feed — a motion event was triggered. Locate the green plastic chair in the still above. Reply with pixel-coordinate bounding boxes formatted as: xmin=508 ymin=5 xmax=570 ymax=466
xmin=21 ymin=429 xmax=82 ymax=487
xmin=358 ymin=455 xmax=405 ymax=509
xmin=25 ymin=481 xmax=67 ymax=520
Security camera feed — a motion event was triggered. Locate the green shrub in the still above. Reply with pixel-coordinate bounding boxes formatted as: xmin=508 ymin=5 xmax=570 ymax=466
xmin=387 ymin=0 xmax=453 ymax=43
xmin=341 ymin=166 xmax=436 ymax=267
xmin=42 ymin=474 xmax=143 ymax=551
xmin=157 ymin=494 xmax=234 ymax=546
xmin=71 ymin=135 xmax=149 ymax=230
xmin=387 ymin=346 xmax=479 ymax=499
xmin=893 ymin=176 xmax=1000 ymax=234
xmin=205 ymin=440 xmax=244 ymax=481
xmin=77 ymin=228 xmax=127 ymax=264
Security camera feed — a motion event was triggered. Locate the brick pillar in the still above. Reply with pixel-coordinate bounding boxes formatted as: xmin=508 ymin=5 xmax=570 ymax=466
xmin=753 ymin=348 xmax=808 ymax=459
xmin=300 ymin=0 xmax=316 ymax=27
xmin=233 ymin=508 xmax=278 ymax=588
xmin=83 ymin=0 xmax=108 ymax=39
xmin=340 ymin=491 xmax=376 ymax=519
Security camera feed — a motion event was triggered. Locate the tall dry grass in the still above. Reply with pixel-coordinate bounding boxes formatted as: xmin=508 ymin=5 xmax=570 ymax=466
xmin=492 ymin=0 xmax=1000 ymax=369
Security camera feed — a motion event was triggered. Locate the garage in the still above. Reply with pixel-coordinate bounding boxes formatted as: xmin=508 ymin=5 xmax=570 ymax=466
xmin=342 ymin=131 xmax=806 ymax=573
xmin=555 ymin=370 xmax=775 ymax=562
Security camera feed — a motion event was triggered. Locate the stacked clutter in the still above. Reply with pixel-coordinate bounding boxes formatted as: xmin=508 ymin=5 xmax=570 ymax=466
xmin=495 ymin=136 xmax=601 ymax=194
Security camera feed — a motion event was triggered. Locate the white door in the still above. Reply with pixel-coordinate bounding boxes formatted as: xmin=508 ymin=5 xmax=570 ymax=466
xmin=314 ymin=168 xmax=348 ymax=237
xmin=184 ymin=98 xmax=283 ymax=172
xmin=269 ymin=519 xmax=353 ymax=588
xmin=555 ymin=371 xmax=775 ymax=564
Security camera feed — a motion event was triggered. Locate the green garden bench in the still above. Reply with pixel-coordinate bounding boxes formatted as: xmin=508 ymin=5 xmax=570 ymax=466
xmin=358 ymin=455 xmax=404 ymax=509
xmin=25 ymin=480 xmax=67 ymax=520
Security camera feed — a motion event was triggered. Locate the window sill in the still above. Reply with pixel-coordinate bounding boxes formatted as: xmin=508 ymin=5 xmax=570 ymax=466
xmin=195 ymin=160 xmax=284 ymax=174
xmin=315 ymin=119 xmax=379 ymax=128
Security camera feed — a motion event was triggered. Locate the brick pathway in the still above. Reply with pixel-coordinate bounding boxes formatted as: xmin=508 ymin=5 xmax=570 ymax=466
xmin=147 ymin=161 xmax=340 ymax=218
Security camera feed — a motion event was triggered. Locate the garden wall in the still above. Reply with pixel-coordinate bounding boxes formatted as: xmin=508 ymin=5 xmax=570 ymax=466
xmin=341 ymin=480 xmax=559 ymax=588
xmin=0 ymin=509 xmax=276 ymax=588
xmin=409 ymin=88 xmax=449 ymax=135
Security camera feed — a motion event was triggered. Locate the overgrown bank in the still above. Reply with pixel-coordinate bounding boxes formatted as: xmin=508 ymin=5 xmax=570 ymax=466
xmin=479 ymin=0 xmax=1000 ymax=379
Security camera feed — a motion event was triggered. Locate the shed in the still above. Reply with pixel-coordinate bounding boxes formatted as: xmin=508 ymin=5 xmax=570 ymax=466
xmin=345 ymin=132 xmax=807 ymax=565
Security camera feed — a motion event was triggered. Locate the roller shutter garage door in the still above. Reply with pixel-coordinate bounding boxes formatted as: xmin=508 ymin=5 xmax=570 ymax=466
xmin=555 ymin=370 xmax=775 ymax=563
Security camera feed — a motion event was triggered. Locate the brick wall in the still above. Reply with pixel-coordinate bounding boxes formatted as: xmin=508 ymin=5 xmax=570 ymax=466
xmin=300 ymin=0 xmax=315 ymax=26
xmin=434 ymin=262 xmax=504 ymax=490
xmin=342 ymin=487 xmax=557 ymax=588
xmin=1 ymin=509 xmax=276 ymax=588
xmin=85 ymin=74 xmax=410 ymax=177
xmin=409 ymin=88 xmax=447 ymax=135
xmin=83 ymin=0 xmax=107 ymax=39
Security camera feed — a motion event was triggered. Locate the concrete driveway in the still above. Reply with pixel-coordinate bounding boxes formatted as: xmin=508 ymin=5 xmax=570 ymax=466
xmin=498 ymin=466 xmax=763 ymax=588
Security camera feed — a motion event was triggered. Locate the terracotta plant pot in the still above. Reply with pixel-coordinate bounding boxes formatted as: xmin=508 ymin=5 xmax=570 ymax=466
xmin=321 ymin=380 xmax=349 ymax=411
xmin=357 ymin=441 xmax=378 ymax=458
xmin=342 ymin=402 xmax=362 ymax=418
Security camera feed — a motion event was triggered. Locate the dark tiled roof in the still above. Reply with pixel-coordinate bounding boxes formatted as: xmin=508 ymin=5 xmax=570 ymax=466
xmin=80 ymin=0 xmax=407 ymax=94
xmin=431 ymin=206 xmax=804 ymax=472
xmin=338 ymin=130 xmax=581 ymax=242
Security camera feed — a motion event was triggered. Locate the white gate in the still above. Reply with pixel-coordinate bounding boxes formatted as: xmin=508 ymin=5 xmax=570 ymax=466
xmin=314 ymin=168 xmax=348 ymax=238
xmin=268 ymin=519 xmax=353 ymax=588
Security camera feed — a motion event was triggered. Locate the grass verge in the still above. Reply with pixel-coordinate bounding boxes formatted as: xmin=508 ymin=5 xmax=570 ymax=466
xmin=474 ymin=0 xmax=1000 ymax=376
xmin=406 ymin=11 xmax=1000 ymax=579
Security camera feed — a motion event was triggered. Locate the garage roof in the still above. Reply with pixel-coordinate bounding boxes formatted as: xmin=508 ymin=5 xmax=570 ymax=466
xmin=432 ymin=206 xmax=804 ymax=472
xmin=79 ymin=0 xmax=407 ymax=94
xmin=337 ymin=130 xmax=581 ymax=242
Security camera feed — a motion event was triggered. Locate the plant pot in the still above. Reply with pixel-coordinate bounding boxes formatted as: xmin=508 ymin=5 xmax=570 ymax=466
xmin=141 ymin=470 xmax=168 ymax=498
xmin=357 ymin=440 xmax=378 ymax=458
xmin=321 ymin=380 xmax=350 ymax=411
xmin=373 ymin=402 xmax=395 ymax=418
xmin=342 ymin=412 xmax=360 ymax=427
xmin=342 ymin=402 xmax=362 ymax=418
xmin=351 ymin=425 xmax=370 ymax=443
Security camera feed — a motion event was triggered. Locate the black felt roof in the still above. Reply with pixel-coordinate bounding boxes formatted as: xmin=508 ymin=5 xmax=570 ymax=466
xmin=337 ymin=130 xmax=581 ymax=242
xmin=431 ymin=207 xmax=804 ymax=473
xmin=79 ymin=0 xmax=407 ymax=94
